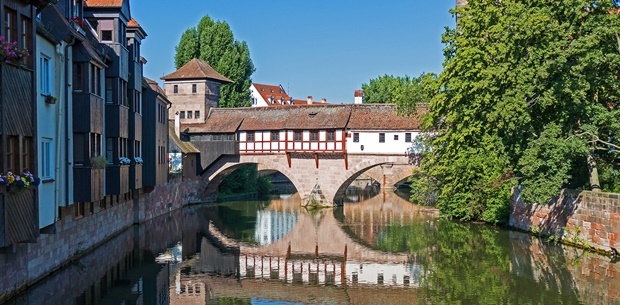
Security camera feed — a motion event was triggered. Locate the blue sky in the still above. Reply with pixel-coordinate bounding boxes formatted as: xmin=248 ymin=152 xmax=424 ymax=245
xmin=132 ymin=1 xmax=456 ymax=103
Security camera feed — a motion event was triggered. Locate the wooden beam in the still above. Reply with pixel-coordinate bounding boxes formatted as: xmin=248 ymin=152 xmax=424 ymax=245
xmin=286 ymin=152 xmax=291 ymax=168
xmin=344 ymin=152 xmax=348 ymax=170
xmin=314 ymin=153 xmax=319 ymax=168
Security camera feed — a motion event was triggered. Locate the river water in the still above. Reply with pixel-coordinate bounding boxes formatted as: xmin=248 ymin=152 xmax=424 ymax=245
xmin=7 ymin=190 xmax=620 ymax=305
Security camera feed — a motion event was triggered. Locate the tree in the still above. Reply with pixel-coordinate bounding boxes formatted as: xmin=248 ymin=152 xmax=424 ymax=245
xmin=174 ymin=16 xmax=255 ymax=108
xmin=412 ymin=0 xmax=620 ymax=223
xmin=361 ymin=73 xmax=436 ymax=113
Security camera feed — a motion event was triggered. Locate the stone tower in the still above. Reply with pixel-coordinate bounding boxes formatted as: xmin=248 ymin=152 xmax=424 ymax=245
xmin=161 ymin=59 xmax=232 ymax=125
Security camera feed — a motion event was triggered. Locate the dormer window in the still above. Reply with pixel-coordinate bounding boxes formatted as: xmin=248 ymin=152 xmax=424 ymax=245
xmin=101 ymin=30 xmax=112 ymax=41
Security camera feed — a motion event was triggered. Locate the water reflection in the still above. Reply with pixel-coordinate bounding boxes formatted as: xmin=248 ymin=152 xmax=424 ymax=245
xmin=7 ymin=190 xmax=620 ymax=305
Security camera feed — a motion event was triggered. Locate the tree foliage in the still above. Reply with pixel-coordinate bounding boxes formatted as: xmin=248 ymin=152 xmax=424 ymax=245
xmin=361 ymin=73 xmax=436 ymax=114
xmin=410 ymin=0 xmax=620 ymax=223
xmin=174 ymin=16 xmax=255 ymax=107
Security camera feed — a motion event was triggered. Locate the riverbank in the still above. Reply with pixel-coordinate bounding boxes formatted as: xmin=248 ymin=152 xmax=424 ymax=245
xmin=0 ymin=174 xmax=204 ymax=302
xmin=509 ymin=188 xmax=620 ymax=257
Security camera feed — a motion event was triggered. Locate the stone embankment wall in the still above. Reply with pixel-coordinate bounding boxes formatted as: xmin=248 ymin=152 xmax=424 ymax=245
xmin=0 ymin=176 xmax=205 ymax=301
xmin=510 ymin=189 xmax=620 ymax=253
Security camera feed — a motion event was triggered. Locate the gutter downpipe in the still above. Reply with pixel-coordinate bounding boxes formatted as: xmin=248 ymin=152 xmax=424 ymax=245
xmin=61 ymin=35 xmax=77 ymax=217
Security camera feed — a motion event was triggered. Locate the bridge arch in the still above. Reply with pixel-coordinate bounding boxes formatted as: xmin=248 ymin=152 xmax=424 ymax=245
xmin=331 ymin=155 xmax=415 ymax=204
xmin=201 ymin=155 xmax=307 ymax=202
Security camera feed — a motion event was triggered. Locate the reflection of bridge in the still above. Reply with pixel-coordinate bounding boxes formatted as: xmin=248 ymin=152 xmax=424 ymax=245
xmin=201 ymin=192 xmax=438 ymax=288
xmin=188 ymin=104 xmax=422 ymax=205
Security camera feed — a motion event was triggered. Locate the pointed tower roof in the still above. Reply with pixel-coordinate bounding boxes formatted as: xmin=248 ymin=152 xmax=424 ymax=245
xmin=161 ymin=58 xmax=232 ymax=83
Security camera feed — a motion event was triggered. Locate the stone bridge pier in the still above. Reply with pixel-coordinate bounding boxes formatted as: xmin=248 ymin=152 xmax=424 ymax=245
xmin=201 ymin=153 xmax=415 ymax=206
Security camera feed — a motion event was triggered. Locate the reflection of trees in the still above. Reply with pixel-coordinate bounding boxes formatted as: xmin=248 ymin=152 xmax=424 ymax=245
xmin=216 ymin=297 xmax=251 ymax=305
xmin=416 ymin=221 xmax=582 ymax=305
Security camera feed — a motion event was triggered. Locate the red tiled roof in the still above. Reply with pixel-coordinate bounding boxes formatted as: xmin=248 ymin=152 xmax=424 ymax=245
xmin=144 ymin=77 xmax=166 ymax=97
xmin=84 ymin=0 xmax=123 ymax=7
xmin=347 ymin=104 xmax=424 ymax=130
xmin=127 ymin=18 xmax=140 ymax=27
xmin=253 ymin=83 xmax=291 ymax=105
xmin=161 ymin=58 xmax=232 ymax=83
xmin=189 ymin=104 xmax=423 ymax=134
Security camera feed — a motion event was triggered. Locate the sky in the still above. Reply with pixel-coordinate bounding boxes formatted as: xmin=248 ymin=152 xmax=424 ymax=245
xmin=131 ymin=1 xmax=457 ymax=104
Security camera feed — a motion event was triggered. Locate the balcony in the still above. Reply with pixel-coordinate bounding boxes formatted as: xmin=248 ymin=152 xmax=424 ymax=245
xmin=129 ymin=111 xmax=142 ymax=142
xmin=106 ymin=165 xmax=129 ymax=195
xmin=105 ymin=44 xmax=129 ymax=81
xmin=73 ymin=93 xmax=104 ymax=134
xmin=105 ymin=104 xmax=129 ymax=138
xmin=74 ymin=167 xmax=104 ymax=203
xmin=0 ymin=190 xmax=38 ymax=248
xmin=130 ymin=164 xmax=142 ymax=190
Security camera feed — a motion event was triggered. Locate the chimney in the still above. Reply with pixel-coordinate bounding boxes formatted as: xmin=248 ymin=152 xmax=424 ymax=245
xmin=174 ymin=111 xmax=181 ymax=138
xmin=321 ymin=98 xmax=326 ymax=103
xmin=354 ymin=90 xmax=364 ymax=104
xmin=307 ymin=96 xmax=313 ymax=105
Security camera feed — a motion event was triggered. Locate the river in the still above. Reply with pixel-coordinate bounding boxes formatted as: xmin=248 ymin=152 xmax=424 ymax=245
xmin=6 ymin=190 xmax=620 ymax=305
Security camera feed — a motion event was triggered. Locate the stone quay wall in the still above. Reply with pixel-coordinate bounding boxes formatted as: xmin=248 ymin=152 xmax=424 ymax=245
xmin=0 ymin=176 xmax=205 ymax=301
xmin=510 ymin=189 xmax=620 ymax=253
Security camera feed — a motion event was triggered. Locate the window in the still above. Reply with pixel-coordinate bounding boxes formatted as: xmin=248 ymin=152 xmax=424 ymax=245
xmin=311 ymin=131 xmax=319 ymax=142
xmin=40 ymin=56 xmax=51 ymax=94
xmin=328 ymin=131 xmax=335 ymax=141
xmin=187 ymin=111 xmax=193 ymax=119
xmin=101 ymin=30 xmax=112 ymax=41
xmin=105 ymin=78 xmax=113 ymax=103
xmin=90 ymin=133 xmax=101 ymax=157
xmin=90 ymin=65 xmax=100 ymax=96
xmin=379 ymin=133 xmax=385 ymax=143
xmin=294 ymin=131 xmax=302 ymax=141
xmin=195 ymin=110 xmax=200 ymax=119
xmin=22 ymin=137 xmax=31 ymax=172
xmin=98 ymin=19 xmax=114 ymax=42
xmin=119 ymin=81 xmax=127 ymax=106
xmin=247 ymin=132 xmax=255 ymax=142
xmin=179 ymin=111 xmax=185 ymax=119
xmin=6 ymin=136 xmax=18 ymax=172
xmin=41 ymin=138 xmax=52 ymax=179
xmin=353 ymin=133 xmax=359 ymax=143
xmin=73 ymin=63 xmax=84 ymax=91
xmin=405 ymin=133 xmax=412 ymax=143
xmin=173 ymin=85 xmax=178 ymax=94
xmin=271 ymin=131 xmax=279 ymax=141
xmin=394 ymin=135 xmax=399 ymax=141
xmin=134 ymin=141 xmax=141 ymax=158
xmin=192 ymin=84 xmax=197 ymax=93
xmin=4 ymin=8 xmax=16 ymax=44
xmin=106 ymin=138 xmax=113 ymax=163
xmin=22 ymin=17 xmax=32 ymax=68
xmin=72 ymin=0 xmax=82 ymax=18
xmin=134 ymin=92 xmax=141 ymax=114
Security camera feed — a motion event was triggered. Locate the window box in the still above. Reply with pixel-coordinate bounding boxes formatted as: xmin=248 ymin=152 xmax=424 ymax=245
xmin=44 ymin=94 xmax=57 ymax=104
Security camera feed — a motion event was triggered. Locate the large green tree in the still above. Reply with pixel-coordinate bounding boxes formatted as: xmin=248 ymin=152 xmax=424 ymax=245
xmin=413 ymin=0 xmax=620 ymax=223
xmin=174 ymin=16 xmax=255 ymax=108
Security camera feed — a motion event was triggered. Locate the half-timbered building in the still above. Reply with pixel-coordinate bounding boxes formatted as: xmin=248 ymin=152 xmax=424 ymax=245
xmin=0 ymin=0 xmax=54 ymax=247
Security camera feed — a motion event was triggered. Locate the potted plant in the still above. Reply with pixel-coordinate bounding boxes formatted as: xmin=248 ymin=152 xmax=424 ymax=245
xmin=0 ymin=35 xmax=29 ymax=65
xmin=119 ymin=157 xmax=131 ymax=165
xmin=90 ymin=155 xmax=108 ymax=169
xmin=44 ymin=95 xmax=57 ymax=104
xmin=134 ymin=157 xmax=143 ymax=164
xmin=0 ymin=171 xmax=40 ymax=193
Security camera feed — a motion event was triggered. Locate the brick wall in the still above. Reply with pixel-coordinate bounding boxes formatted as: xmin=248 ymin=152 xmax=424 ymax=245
xmin=0 ymin=176 xmax=205 ymax=301
xmin=510 ymin=188 xmax=620 ymax=252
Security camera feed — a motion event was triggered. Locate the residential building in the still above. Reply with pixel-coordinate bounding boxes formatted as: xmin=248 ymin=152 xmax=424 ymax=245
xmin=1 ymin=0 xmax=55 ymax=247
xmin=142 ymin=77 xmax=171 ymax=186
xmin=162 ymin=58 xmax=232 ymax=125
xmin=250 ymin=83 xmax=319 ymax=107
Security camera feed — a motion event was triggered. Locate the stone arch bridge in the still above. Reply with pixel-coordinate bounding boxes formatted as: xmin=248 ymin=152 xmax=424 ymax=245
xmin=200 ymin=153 xmax=416 ymax=206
